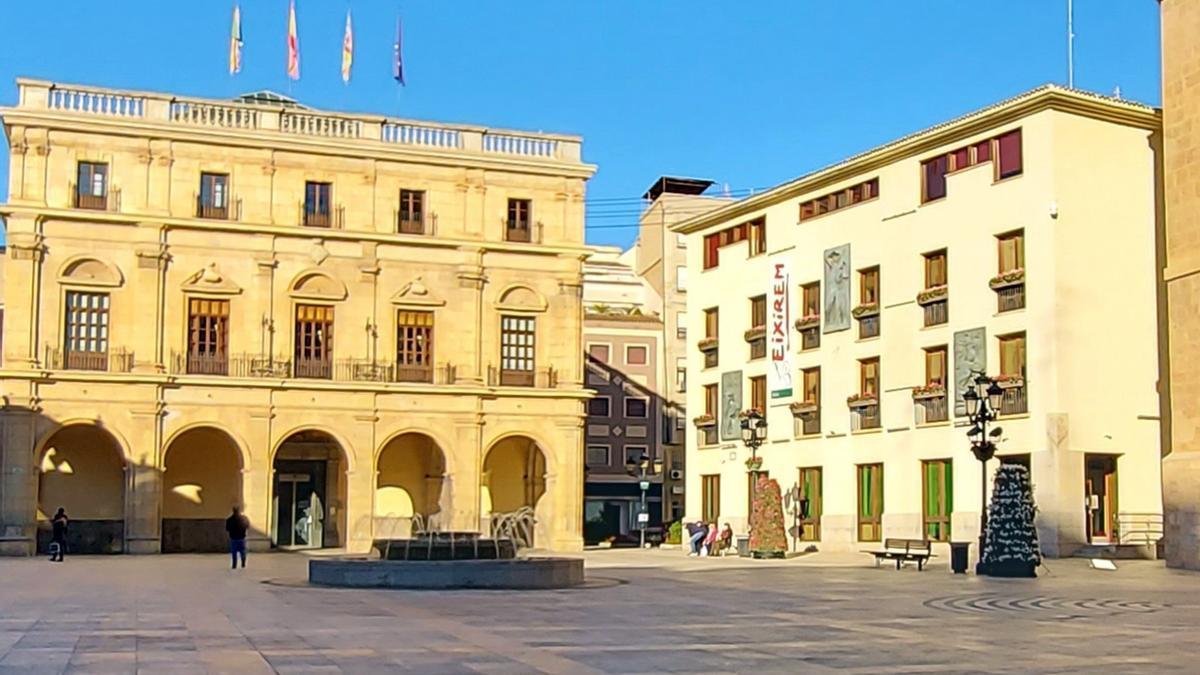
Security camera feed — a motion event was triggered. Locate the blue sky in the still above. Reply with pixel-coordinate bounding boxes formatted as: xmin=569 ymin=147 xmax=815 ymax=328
xmin=0 ymin=1 xmax=1162 ymax=248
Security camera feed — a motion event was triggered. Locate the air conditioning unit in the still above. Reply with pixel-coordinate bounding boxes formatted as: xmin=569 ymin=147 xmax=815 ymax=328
xmin=668 ymin=469 xmax=684 ymax=480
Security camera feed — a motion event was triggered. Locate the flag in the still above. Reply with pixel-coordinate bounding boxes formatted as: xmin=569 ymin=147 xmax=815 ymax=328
xmin=341 ymin=10 xmax=353 ymax=84
xmin=286 ymin=0 xmax=300 ymax=80
xmin=393 ymin=17 xmax=405 ymax=85
xmin=229 ymin=4 xmax=243 ymax=75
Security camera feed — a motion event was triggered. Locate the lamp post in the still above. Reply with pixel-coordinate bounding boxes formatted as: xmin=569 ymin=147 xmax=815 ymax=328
xmin=740 ymin=408 xmax=768 ymax=504
xmin=626 ymin=451 xmax=663 ymax=548
xmin=963 ymin=372 xmax=1005 ymax=575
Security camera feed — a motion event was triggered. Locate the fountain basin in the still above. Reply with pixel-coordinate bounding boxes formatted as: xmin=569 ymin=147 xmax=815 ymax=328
xmin=308 ymin=557 xmax=584 ymax=590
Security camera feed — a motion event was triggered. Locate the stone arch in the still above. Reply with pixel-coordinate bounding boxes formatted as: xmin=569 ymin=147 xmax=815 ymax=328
xmin=288 ymin=269 xmax=347 ymax=302
xmin=271 ymin=428 xmax=351 ymax=549
xmin=57 ymin=255 xmax=123 ymax=287
xmin=374 ymin=431 xmax=448 ymax=538
xmin=161 ymin=425 xmax=245 ymax=553
xmin=35 ymin=422 xmax=128 ymax=554
xmin=495 ymin=283 xmax=548 ymax=313
xmin=482 ymin=434 xmax=549 ymax=546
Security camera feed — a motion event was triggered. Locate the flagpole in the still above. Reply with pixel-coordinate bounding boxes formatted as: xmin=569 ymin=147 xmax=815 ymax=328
xmin=1067 ymin=0 xmax=1075 ymax=88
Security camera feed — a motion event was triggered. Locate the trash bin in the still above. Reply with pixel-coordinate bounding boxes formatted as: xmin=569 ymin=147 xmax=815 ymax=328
xmin=736 ymin=535 xmax=751 ymax=558
xmin=950 ymin=542 xmax=970 ymax=574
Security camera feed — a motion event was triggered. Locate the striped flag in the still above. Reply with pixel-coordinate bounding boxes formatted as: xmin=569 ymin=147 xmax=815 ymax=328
xmin=341 ymin=10 xmax=353 ymax=84
xmin=229 ymin=4 xmax=243 ymax=75
xmin=393 ymin=17 xmax=405 ymax=86
xmin=286 ymin=0 xmax=300 ymax=80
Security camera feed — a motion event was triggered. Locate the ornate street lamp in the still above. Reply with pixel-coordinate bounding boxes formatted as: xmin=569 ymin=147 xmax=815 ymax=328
xmin=964 ymin=372 xmax=1005 ymax=574
xmin=625 ymin=451 xmax=663 ymax=548
xmin=740 ymin=409 xmax=768 ymax=503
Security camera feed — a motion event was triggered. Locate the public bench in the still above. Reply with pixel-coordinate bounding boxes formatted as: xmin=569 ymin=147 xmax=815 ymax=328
xmin=865 ymin=537 xmax=934 ymax=570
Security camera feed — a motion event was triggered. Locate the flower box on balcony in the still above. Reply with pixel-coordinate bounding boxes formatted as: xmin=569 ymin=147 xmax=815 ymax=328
xmin=911 ymin=384 xmax=947 ymax=400
xmin=794 ymin=315 xmax=820 ymax=331
xmin=693 ymin=414 xmax=716 ymax=427
xmin=851 ymin=303 xmax=880 ymax=319
xmin=743 ymin=326 xmax=766 ymax=342
xmin=989 ymin=268 xmax=1025 ymax=290
xmin=697 ymin=337 xmax=719 ymax=352
xmin=846 ymin=393 xmax=878 ymax=408
xmin=916 ymin=285 xmax=948 ymax=306
xmin=789 ymin=401 xmax=819 ymax=415
xmin=738 ymin=408 xmax=764 ymax=419
xmin=993 ymin=374 xmax=1025 ymax=389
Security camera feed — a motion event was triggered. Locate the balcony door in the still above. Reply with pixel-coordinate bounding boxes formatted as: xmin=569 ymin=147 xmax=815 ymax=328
xmin=295 ymin=305 xmax=334 ymax=378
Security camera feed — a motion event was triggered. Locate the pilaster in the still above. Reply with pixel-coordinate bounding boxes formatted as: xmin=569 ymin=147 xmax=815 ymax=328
xmin=0 ymin=401 xmax=41 ymax=556
xmin=4 ymin=228 xmax=46 ymax=368
xmin=243 ymin=406 xmax=274 ymax=551
xmin=125 ymin=404 xmax=164 ymax=554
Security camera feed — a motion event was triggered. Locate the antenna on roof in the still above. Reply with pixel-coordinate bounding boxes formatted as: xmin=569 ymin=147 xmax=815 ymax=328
xmin=1113 ymin=85 xmax=1122 ymax=100
xmin=723 ymin=183 xmax=731 ymax=197
xmin=1067 ymin=0 xmax=1076 ymax=88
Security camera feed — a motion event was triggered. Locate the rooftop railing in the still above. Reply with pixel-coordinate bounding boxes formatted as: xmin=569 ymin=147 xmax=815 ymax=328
xmin=20 ymin=79 xmax=582 ymax=163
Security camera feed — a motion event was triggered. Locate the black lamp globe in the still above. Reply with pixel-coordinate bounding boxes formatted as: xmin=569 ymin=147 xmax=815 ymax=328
xmin=987 ymin=382 xmax=1004 ymax=411
xmin=963 ymin=387 xmax=981 ymax=416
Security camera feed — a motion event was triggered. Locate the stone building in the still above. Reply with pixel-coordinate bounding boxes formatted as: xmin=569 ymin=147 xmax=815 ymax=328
xmin=1161 ymin=0 xmax=1200 ymax=569
xmin=0 ymin=79 xmax=595 ymax=555
xmin=674 ymin=86 xmax=1164 ymax=558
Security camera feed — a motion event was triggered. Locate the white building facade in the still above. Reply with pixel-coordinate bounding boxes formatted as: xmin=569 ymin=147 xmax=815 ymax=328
xmin=676 ymin=86 xmax=1164 ymax=558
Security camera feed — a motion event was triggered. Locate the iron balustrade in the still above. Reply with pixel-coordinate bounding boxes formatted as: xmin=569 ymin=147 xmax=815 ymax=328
xmin=850 ymin=404 xmax=881 ymax=431
xmin=999 ymin=384 xmax=1028 ymax=415
xmin=997 ymin=284 xmax=1026 ymax=312
xmin=914 ymin=394 xmax=949 ymax=424
xmin=923 ymin=300 xmax=948 ymax=327
xmin=45 ymin=346 xmax=133 ymax=373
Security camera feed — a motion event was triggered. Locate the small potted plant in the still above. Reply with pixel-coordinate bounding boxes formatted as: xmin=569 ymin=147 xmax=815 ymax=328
xmin=916 ymin=285 xmax=948 ymax=305
xmin=745 ymin=456 xmax=764 ymax=471
xmin=993 ymin=373 xmax=1025 ymax=389
xmin=794 ymin=314 xmax=820 ymax=331
xmin=911 ymin=383 xmax=946 ymax=400
xmin=851 ymin=302 xmax=880 ymax=319
xmin=846 ymin=392 xmax=877 ymax=408
xmin=738 ymin=408 xmax=764 ymax=420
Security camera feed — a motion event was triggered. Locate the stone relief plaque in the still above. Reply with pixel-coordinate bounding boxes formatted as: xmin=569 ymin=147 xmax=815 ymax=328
xmin=954 ymin=327 xmax=986 ymax=417
xmin=823 ymin=244 xmax=851 ymax=333
xmin=720 ymin=370 xmax=743 ymax=442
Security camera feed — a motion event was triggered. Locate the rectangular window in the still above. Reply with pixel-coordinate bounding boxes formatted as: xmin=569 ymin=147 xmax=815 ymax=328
xmin=925 ymin=346 xmax=947 ymax=386
xmin=500 ymin=315 xmax=536 ymax=386
xmin=998 ymin=230 xmax=1025 ymax=273
xmin=749 ymin=295 xmax=767 ymax=359
xmin=749 ymin=218 xmax=766 ymax=256
xmin=996 ymin=129 xmax=1023 ymax=179
xmin=625 ymin=397 xmax=649 ymax=418
xmin=187 ymin=298 xmax=229 ymax=375
xmin=588 ymin=344 xmax=610 ymax=363
xmin=304 ymin=181 xmax=332 ymax=227
xmin=506 ymin=198 xmax=532 ymax=242
xmin=588 ymin=397 xmax=610 ymax=417
xmin=701 ymin=474 xmax=721 ymax=523
xmin=675 ymin=357 xmax=686 ymax=392
xmin=803 ymin=367 xmax=820 ymax=405
xmin=860 ymin=267 xmax=880 ymax=305
xmin=800 ymin=282 xmax=821 ymax=350
xmin=924 ymin=250 xmax=947 ymax=289
xmin=798 ymin=367 xmax=821 ymax=436
xmin=798 ymin=467 xmax=823 ymax=541
xmin=676 ymin=312 xmax=687 ymax=339
xmin=198 ymin=172 xmax=229 ymax=219
xmin=802 ymin=283 xmax=821 ymax=318
xmin=625 ymin=445 xmax=648 ymax=467
xmin=76 ymin=162 xmax=108 ymax=210
xmin=857 ymin=464 xmax=884 ymax=542
xmin=922 ymin=155 xmax=949 ymax=203
xmin=63 ymin=291 xmax=110 ymax=370
xmin=395 ymin=310 xmax=434 ymax=382
xmin=704 ymin=383 xmax=718 ymax=416
xmin=703 ymin=307 xmax=718 ymax=368
xmin=676 ymin=266 xmax=688 ymax=291
xmin=586 ymin=445 xmax=610 ymax=467
xmin=860 ymin=357 xmax=879 ymax=396
xmin=750 ymin=375 xmax=766 ymax=412
xmin=294 ymin=304 xmax=334 ymax=378
xmin=973 ymin=139 xmax=992 ymax=164
xmin=626 ymin=345 xmax=648 ymax=366
xmin=399 ymin=189 xmax=425 ymax=234
xmin=798 ymin=177 xmax=879 ymax=221
xmin=951 ymin=147 xmax=970 ymax=172
xmin=923 ymin=459 xmax=953 ymax=542
xmin=703 ymin=233 xmax=720 ymax=269
xmin=999 ymin=333 xmax=1026 ymax=378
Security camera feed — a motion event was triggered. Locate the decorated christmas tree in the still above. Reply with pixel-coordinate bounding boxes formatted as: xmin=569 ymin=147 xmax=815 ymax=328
xmin=749 ymin=474 xmax=787 ymax=558
xmin=981 ymin=464 xmax=1041 ymax=576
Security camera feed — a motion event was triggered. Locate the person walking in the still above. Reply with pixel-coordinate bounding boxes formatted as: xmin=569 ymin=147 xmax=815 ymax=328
xmin=49 ymin=508 xmax=68 ymax=562
xmin=225 ymin=506 xmax=250 ymax=569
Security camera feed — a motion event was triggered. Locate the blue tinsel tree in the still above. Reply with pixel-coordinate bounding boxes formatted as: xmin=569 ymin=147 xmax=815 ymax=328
xmin=982 ymin=464 xmax=1042 ymax=567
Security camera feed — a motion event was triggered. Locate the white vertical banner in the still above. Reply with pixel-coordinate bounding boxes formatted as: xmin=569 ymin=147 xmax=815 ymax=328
xmin=769 ymin=258 xmax=793 ymax=399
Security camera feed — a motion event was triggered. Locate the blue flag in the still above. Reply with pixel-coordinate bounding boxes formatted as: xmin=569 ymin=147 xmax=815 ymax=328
xmin=393 ymin=17 xmax=405 ymax=85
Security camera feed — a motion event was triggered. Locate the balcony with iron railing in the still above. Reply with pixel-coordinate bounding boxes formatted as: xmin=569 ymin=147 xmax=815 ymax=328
xmin=997 ymin=378 xmax=1028 ymax=415
xmin=167 ymin=352 xmax=458 ymax=385
xmin=302 ymin=204 xmax=345 ymax=229
xmin=70 ymin=182 xmax=121 ymax=212
xmin=195 ymin=194 xmax=243 ymax=221
xmin=997 ymin=284 xmax=1026 ymax=312
xmin=487 ymin=364 xmax=557 ymax=388
xmin=45 ymin=346 xmax=134 ymax=373
xmin=21 ymin=79 xmax=585 ymax=165
xmin=913 ymin=388 xmax=949 ymax=425
xmin=848 ymin=397 xmax=881 ymax=431
xmin=790 ymin=402 xmax=821 ymax=436
xmin=396 ymin=209 xmax=436 ymax=236
xmin=503 ymin=219 xmax=543 ymax=244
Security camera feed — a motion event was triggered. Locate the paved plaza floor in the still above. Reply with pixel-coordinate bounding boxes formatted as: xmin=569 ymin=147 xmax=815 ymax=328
xmin=0 ymin=548 xmax=1198 ymax=674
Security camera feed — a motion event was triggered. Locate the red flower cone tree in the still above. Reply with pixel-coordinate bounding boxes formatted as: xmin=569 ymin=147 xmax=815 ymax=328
xmin=749 ymin=474 xmax=787 ymax=558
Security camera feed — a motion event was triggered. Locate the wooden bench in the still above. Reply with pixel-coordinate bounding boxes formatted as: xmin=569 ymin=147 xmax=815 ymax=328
xmin=865 ymin=537 xmax=934 ymax=570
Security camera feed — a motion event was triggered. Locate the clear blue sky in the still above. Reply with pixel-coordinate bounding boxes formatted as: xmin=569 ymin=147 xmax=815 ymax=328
xmin=0 ymin=1 xmax=1162 ymax=248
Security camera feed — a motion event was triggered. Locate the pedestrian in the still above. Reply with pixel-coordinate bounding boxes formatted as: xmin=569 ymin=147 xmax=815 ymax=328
xmin=701 ymin=523 xmax=718 ymax=557
xmin=685 ymin=520 xmax=706 ymax=556
xmin=49 ymin=507 xmax=68 ymax=562
xmin=225 ymin=506 xmax=249 ymax=569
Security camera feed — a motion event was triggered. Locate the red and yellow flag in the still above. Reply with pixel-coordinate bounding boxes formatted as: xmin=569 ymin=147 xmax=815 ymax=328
xmin=286 ymin=0 xmax=300 ymax=80
xmin=229 ymin=4 xmax=242 ymax=75
xmin=341 ymin=10 xmax=353 ymax=84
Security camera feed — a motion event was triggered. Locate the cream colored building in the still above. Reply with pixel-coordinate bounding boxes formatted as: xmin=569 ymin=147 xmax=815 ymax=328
xmin=0 ymin=79 xmax=595 ymax=555
xmin=675 ymin=86 xmax=1163 ymax=558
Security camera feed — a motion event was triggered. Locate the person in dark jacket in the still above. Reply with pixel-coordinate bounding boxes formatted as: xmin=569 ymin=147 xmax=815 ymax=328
xmin=225 ymin=506 xmax=250 ymax=569
xmin=685 ymin=521 xmax=707 ymax=556
xmin=49 ymin=508 xmax=68 ymax=562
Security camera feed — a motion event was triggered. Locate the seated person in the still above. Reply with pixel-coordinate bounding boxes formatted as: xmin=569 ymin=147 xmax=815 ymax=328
xmin=701 ymin=523 xmax=718 ymax=557
xmin=714 ymin=523 xmax=734 ymax=555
